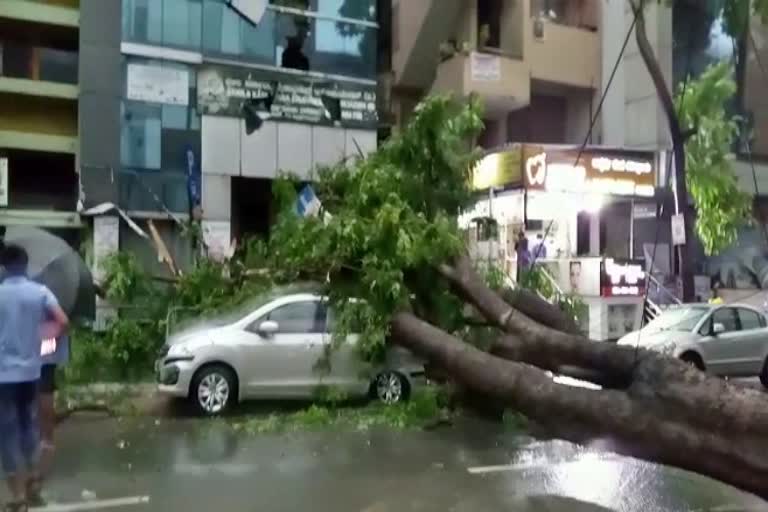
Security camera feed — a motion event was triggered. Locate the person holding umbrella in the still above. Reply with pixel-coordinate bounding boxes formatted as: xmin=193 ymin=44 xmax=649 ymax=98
xmin=0 ymin=244 xmax=69 ymax=511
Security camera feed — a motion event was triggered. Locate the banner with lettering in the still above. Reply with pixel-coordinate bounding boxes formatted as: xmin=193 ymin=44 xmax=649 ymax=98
xmin=197 ymin=65 xmax=377 ymax=129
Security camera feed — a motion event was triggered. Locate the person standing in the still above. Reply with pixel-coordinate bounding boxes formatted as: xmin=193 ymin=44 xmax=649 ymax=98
xmin=0 ymin=245 xmax=68 ymax=511
xmin=531 ymin=233 xmax=547 ymax=260
xmin=514 ymin=230 xmax=531 ymax=281
xmin=38 ymin=331 xmax=68 ymax=484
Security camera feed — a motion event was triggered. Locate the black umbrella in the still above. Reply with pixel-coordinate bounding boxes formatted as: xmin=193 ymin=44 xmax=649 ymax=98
xmin=1 ymin=226 xmax=96 ymax=321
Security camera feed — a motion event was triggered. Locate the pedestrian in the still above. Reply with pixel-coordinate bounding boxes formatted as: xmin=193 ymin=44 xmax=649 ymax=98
xmin=0 ymin=245 xmax=68 ymax=511
xmin=531 ymin=233 xmax=547 ymax=260
xmin=514 ymin=230 xmax=531 ymax=281
xmin=38 ymin=331 xmax=68 ymax=485
xmin=709 ymin=280 xmax=724 ymax=304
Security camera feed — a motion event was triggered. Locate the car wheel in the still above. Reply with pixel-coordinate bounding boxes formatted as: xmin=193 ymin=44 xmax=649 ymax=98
xmin=371 ymin=371 xmax=410 ymax=404
xmin=680 ymin=352 xmax=705 ymax=372
xmin=760 ymin=358 xmax=768 ymax=389
xmin=190 ymin=365 xmax=237 ymax=416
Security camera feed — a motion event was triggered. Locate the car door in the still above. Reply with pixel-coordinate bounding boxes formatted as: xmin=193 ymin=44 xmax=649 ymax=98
xmin=320 ymin=305 xmax=369 ymax=395
xmin=240 ymin=299 xmax=326 ymax=398
xmin=733 ymin=308 xmax=768 ymax=376
xmin=698 ymin=307 xmax=743 ymax=376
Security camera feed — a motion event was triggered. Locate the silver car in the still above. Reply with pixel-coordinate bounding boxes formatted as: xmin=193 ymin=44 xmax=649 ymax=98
xmin=156 ymin=292 xmax=425 ymax=415
xmin=617 ymin=303 xmax=768 ymax=386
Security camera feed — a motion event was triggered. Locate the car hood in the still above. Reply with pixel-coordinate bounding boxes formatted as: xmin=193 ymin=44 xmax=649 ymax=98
xmin=166 ymin=325 xmax=222 ymax=347
xmin=617 ymin=329 xmax=698 ymax=348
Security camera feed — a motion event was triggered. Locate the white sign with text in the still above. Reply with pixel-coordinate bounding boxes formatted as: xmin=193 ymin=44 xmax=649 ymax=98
xmin=470 ymin=52 xmax=501 ymax=81
xmin=127 ymin=63 xmax=189 ymax=106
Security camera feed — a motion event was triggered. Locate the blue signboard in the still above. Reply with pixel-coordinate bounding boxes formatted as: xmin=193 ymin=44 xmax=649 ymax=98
xmin=185 ymin=146 xmax=201 ymax=208
xmin=296 ymin=185 xmax=321 ymax=217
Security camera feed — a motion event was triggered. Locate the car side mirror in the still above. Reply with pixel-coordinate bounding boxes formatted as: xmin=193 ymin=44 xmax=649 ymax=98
xmin=712 ymin=322 xmax=726 ymax=335
xmin=258 ymin=320 xmax=279 ymax=336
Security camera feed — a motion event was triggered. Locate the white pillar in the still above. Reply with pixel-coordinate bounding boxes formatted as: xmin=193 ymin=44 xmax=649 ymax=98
xmin=589 ymin=212 xmax=601 ymax=256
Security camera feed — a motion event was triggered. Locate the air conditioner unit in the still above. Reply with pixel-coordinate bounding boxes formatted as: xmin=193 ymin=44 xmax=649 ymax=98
xmin=533 ymin=17 xmax=546 ymax=41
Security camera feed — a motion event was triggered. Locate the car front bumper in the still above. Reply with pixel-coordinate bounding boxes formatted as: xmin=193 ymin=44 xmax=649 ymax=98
xmin=155 ymin=358 xmax=196 ymax=398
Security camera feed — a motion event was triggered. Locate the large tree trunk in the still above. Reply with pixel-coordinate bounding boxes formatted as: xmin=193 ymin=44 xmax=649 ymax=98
xmin=630 ymin=0 xmax=695 ymax=301
xmin=391 ymin=254 xmax=768 ymax=500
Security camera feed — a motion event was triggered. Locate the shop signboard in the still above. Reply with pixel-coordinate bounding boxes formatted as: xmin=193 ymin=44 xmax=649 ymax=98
xmin=197 ymin=65 xmax=377 ymax=129
xmin=471 ymin=147 xmax=523 ymax=191
xmin=522 ymin=145 xmax=656 ymax=198
xmin=601 ymin=258 xmax=646 ymax=297
xmin=127 ymin=63 xmax=189 ymax=106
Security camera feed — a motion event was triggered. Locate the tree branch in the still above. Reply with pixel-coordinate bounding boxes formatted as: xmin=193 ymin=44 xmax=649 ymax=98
xmin=390 ymin=311 xmax=768 ymax=500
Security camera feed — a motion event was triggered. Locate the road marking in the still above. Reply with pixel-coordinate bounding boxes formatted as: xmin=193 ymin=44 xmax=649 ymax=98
xmin=467 ymin=464 xmax=522 ymax=474
xmin=31 ymin=496 xmax=150 ymax=512
xmin=468 ymin=454 xmax=624 ymax=474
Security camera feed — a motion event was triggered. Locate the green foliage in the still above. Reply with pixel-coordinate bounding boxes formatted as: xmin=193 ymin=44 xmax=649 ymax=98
xmin=230 ymin=387 xmax=446 ymax=434
xmin=675 ymin=62 xmax=752 ymax=255
xmin=269 ymin=95 xmax=484 ymax=362
xmin=518 ymin=266 xmax=587 ymax=326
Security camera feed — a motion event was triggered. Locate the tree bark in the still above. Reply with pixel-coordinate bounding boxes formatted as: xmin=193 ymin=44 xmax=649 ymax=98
xmin=390 ymin=311 xmax=768 ymax=500
xmin=629 ymin=0 xmax=695 ymax=301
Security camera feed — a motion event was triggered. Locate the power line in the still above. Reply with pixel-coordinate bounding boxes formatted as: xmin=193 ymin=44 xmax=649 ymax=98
xmin=529 ymin=9 xmax=638 ymax=269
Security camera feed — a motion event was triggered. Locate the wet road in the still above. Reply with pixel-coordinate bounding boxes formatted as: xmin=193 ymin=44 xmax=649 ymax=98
xmin=5 ymin=416 xmax=764 ymax=512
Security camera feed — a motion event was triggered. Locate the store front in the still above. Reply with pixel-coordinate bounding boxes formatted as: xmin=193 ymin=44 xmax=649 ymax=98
xmin=461 ymin=143 xmax=664 ymax=340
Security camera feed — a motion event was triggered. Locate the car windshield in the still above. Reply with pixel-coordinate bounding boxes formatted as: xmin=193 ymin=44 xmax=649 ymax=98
xmin=642 ymin=306 xmax=709 ymax=333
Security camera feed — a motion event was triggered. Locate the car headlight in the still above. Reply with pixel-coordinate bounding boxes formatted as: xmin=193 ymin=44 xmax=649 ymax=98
xmin=166 ymin=344 xmax=195 ymax=362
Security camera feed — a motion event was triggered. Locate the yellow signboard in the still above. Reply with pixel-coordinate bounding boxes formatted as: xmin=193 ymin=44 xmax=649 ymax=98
xmin=471 ymin=147 xmax=522 ymax=190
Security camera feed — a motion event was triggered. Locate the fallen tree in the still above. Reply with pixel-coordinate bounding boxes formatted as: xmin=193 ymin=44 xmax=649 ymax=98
xmin=266 ymin=95 xmax=768 ymax=500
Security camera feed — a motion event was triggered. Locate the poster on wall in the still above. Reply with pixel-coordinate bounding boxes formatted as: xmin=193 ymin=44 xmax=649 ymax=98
xmin=197 ymin=65 xmax=377 ymax=128
xmin=127 ymin=63 xmax=190 ymax=106
xmin=202 ymin=220 xmax=233 ymax=262
xmin=470 ymin=52 xmax=501 ymax=81
xmin=0 ymin=157 xmax=7 ymax=207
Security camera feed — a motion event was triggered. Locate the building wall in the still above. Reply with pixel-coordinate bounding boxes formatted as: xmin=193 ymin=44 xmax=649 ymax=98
xmin=78 ymin=0 xmax=122 ymax=207
xmin=600 ymin=0 xmax=672 ymax=150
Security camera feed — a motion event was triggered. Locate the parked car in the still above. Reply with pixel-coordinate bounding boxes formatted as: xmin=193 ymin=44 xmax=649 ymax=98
xmin=156 ymin=292 xmax=425 ymax=415
xmin=617 ymin=303 xmax=768 ymax=386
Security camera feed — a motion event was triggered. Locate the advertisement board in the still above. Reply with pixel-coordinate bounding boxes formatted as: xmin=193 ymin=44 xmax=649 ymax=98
xmin=197 ymin=65 xmax=377 ymax=128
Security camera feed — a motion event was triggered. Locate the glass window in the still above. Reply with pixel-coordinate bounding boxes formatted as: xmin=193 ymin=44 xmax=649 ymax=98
xmin=312 ymin=0 xmax=376 ymax=21
xmin=121 ymin=102 xmax=162 ymax=170
xmin=738 ymin=308 xmax=763 ymax=331
xmin=163 ymin=0 xmax=202 ymax=48
xmin=123 ymin=0 xmax=162 ymax=45
xmin=712 ymin=308 xmax=740 ymax=333
xmin=265 ymin=301 xmax=323 ymax=333
xmin=119 ymin=169 xmax=189 ymax=213
xmin=202 ymin=0 xmax=243 ymax=55
xmin=123 ymin=0 xmax=202 ymax=49
xmin=202 ymin=2 xmax=376 ymax=79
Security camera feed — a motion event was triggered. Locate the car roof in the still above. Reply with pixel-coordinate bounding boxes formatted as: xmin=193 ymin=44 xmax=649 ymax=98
xmin=666 ymin=303 xmax=764 ymax=314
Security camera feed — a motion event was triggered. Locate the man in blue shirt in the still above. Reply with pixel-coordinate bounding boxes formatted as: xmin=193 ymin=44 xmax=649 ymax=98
xmin=0 ymin=245 xmax=68 ymax=510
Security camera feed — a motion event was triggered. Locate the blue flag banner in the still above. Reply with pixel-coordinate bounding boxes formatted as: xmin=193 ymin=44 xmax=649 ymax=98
xmin=185 ymin=146 xmax=201 ymax=208
xmin=296 ymin=185 xmax=322 ymax=217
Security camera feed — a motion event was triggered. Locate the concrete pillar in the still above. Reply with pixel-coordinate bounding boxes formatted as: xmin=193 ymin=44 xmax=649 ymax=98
xmin=589 ymin=212 xmax=601 ymax=256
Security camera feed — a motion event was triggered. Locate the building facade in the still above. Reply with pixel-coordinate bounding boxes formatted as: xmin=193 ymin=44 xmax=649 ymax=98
xmin=0 ymin=0 xmax=81 ymax=242
xmin=78 ymin=0 xmax=379 ymax=273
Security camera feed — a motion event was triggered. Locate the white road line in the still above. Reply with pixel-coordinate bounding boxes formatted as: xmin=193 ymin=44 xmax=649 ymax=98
xmin=30 ymin=496 xmax=150 ymax=512
xmin=467 ymin=464 xmax=522 ymax=474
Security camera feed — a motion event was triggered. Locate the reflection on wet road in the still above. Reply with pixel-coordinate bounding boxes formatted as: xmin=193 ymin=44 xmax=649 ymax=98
xmin=10 ymin=416 xmax=765 ymax=512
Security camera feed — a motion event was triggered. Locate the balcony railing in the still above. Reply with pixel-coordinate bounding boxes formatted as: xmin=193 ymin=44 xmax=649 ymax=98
xmin=0 ymin=42 xmax=78 ymax=85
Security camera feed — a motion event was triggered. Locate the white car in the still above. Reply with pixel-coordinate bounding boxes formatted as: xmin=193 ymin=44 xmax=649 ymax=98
xmin=618 ymin=303 xmax=768 ymax=386
xmin=156 ymin=292 xmax=425 ymax=415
